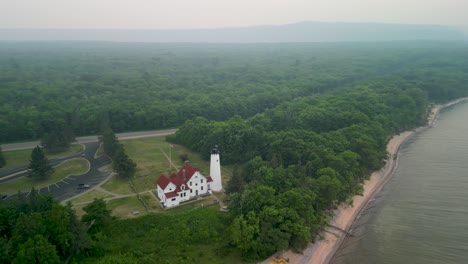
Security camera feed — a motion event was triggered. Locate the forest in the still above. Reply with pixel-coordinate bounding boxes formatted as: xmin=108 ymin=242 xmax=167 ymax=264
xmin=1 ymin=41 xmax=467 ymax=143
xmin=1 ymin=41 xmax=468 ymax=262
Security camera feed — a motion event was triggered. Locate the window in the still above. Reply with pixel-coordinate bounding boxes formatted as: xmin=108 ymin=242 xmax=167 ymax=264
xmin=201 ymin=179 xmax=203 ymax=183
xmin=190 ymin=182 xmax=192 ymax=186
xmin=196 ymin=183 xmax=198 ymax=186
xmin=171 ymin=198 xmax=176 ymax=201
xmin=201 ymin=186 xmax=203 ymax=191
xmin=180 ymin=193 xmax=182 ymax=197
xmin=190 ymin=189 xmax=192 ymax=193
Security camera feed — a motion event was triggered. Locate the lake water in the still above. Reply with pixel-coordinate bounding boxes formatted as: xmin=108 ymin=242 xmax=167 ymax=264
xmin=334 ymin=101 xmax=468 ymax=264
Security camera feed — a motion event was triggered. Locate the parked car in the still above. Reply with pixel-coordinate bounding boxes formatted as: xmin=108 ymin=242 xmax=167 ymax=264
xmin=78 ymin=184 xmax=90 ymax=190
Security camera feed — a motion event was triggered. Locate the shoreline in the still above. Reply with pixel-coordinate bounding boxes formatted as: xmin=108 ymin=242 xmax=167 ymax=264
xmin=263 ymin=97 xmax=468 ymax=264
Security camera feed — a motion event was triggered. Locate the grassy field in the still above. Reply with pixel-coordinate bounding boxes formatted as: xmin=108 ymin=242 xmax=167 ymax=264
xmin=1 ymin=144 xmax=84 ymax=171
xmin=107 ymin=196 xmax=147 ymax=218
xmin=121 ymin=136 xmax=210 ymax=176
xmin=68 ymin=189 xmax=113 ymax=204
xmin=166 ymin=196 xmax=216 ymax=214
xmin=0 ymin=158 xmax=89 ymax=194
xmin=100 ymin=136 xmax=210 ymax=196
xmin=101 ymin=176 xmax=133 ymax=195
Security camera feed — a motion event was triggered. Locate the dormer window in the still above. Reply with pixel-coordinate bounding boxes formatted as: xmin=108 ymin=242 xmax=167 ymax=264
xmin=181 ymin=184 xmax=185 ymax=191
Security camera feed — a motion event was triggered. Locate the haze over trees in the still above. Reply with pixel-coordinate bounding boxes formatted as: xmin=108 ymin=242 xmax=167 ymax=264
xmin=1 ymin=41 xmax=467 ymax=143
xmin=1 ymin=41 xmax=468 ymax=262
xmin=0 ymin=22 xmax=465 ymax=42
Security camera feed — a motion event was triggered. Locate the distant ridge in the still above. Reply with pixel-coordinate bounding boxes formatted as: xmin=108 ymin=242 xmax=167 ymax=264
xmin=0 ymin=21 xmax=465 ymax=43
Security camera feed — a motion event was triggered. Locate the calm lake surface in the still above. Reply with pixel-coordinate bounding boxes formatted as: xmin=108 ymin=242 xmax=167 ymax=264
xmin=335 ymin=101 xmax=468 ymax=264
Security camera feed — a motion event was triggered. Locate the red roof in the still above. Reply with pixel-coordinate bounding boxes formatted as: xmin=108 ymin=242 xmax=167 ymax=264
xmin=156 ymin=175 xmax=171 ymax=189
xmin=165 ymin=191 xmax=178 ymax=198
xmin=156 ymin=163 xmax=200 ymax=192
xmin=206 ymin=176 xmax=213 ymax=182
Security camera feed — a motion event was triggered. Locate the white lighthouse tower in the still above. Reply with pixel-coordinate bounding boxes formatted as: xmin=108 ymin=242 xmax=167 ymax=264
xmin=210 ymin=146 xmax=222 ymax=192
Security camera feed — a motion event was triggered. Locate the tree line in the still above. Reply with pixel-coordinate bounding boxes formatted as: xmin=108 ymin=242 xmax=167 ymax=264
xmin=0 ymin=190 xmax=113 ymax=263
xmin=1 ymin=42 xmax=467 ymax=143
xmin=98 ymin=126 xmax=136 ymax=179
xmin=167 ymin=83 xmax=446 ymax=260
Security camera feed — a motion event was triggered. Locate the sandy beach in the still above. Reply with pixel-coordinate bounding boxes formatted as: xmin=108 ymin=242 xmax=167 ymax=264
xmin=263 ymin=97 xmax=468 ymax=264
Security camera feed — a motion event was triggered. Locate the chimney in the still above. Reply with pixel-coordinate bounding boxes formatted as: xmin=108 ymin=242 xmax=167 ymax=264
xmin=183 ymin=169 xmax=186 ymax=181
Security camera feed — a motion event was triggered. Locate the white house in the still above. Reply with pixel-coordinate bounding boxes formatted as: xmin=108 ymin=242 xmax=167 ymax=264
xmin=156 ymin=162 xmax=213 ymax=208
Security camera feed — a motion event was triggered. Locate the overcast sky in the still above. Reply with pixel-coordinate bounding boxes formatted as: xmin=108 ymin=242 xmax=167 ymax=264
xmin=1 ymin=0 xmax=467 ymax=29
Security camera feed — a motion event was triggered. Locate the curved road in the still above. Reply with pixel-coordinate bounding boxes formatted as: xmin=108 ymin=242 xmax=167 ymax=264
xmin=1 ymin=128 xmax=177 ymax=151
xmin=0 ymin=128 xmax=177 ymax=201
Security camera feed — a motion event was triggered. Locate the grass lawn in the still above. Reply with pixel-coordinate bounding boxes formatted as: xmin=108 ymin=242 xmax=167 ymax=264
xmin=69 ymin=189 xmax=113 ymax=204
xmin=117 ymin=136 xmax=210 ymax=194
xmin=95 ymin=143 xmax=104 ymax=158
xmin=72 ymin=204 xmax=86 ymax=219
xmin=0 ymin=158 xmax=89 ymax=194
xmin=1 ymin=144 xmax=84 ymax=171
xmin=167 ymin=195 xmax=216 ymax=214
xmin=107 ymin=196 xmax=147 ymax=218
xmin=140 ymin=192 xmax=163 ymax=213
xmin=121 ymin=136 xmax=210 ymax=176
xmin=101 ymin=176 xmax=133 ymax=195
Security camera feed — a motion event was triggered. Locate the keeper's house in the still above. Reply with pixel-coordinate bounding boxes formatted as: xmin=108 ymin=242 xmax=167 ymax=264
xmin=156 ymin=163 xmax=213 ymax=208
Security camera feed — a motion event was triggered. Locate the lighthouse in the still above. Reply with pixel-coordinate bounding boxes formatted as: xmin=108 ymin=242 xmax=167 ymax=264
xmin=210 ymin=146 xmax=222 ymax=192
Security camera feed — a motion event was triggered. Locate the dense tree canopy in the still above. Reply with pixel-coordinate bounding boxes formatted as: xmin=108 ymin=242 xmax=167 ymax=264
xmin=167 ymin=81 xmax=462 ymax=259
xmin=1 ymin=41 xmax=468 ymax=262
xmin=1 ymin=42 xmax=467 ymax=143
xmin=0 ymin=189 xmax=90 ymax=263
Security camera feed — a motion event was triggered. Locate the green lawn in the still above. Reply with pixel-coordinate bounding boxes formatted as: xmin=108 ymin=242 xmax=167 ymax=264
xmin=140 ymin=192 xmax=163 ymax=212
xmin=0 ymin=158 xmax=89 ymax=194
xmin=121 ymin=136 xmax=209 ymax=176
xmin=167 ymin=196 xmax=215 ymax=214
xmin=101 ymin=176 xmax=133 ymax=195
xmin=107 ymin=196 xmax=147 ymax=218
xmin=1 ymin=144 xmax=84 ymax=171
xmin=116 ymin=136 xmax=210 ymax=194
xmin=95 ymin=143 xmax=104 ymax=158
xmin=69 ymin=189 xmax=113 ymax=204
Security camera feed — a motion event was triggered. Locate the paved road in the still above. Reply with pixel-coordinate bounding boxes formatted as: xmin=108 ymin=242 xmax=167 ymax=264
xmin=1 ymin=128 xmax=177 ymax=201
xmin=1 ymin=128 xmax=177 ymax=151
xmin=1 ymin=142 xmax=112 ymax=201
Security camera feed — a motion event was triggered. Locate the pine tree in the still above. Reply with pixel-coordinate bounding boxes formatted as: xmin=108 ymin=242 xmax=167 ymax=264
xmin=112 ymin=148 xmax=136 ymax=179
xmin=28 ymin=146 xmax=54 ymax=180
xmin=0 ymin=146 xmax=5 ymax=168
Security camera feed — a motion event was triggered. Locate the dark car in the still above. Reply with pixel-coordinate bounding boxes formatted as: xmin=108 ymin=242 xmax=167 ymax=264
xmin=78 ymin=184 xmax=90 ymax=190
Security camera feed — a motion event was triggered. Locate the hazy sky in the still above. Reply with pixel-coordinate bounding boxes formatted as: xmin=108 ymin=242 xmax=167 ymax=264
xmin=1 ymin=0 xmax=467 ymax=29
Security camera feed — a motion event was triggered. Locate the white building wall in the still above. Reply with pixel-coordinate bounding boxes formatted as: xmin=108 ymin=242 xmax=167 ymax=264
xmin=210 ymin=152 xmax=222 ymax=192
xmin=165 ymin=196 xmax=179 ymax=207
xmin=188 ymin=172 xmax=209 ymax=198
xmin=157 ymin=185 xmax=165 ymax=202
